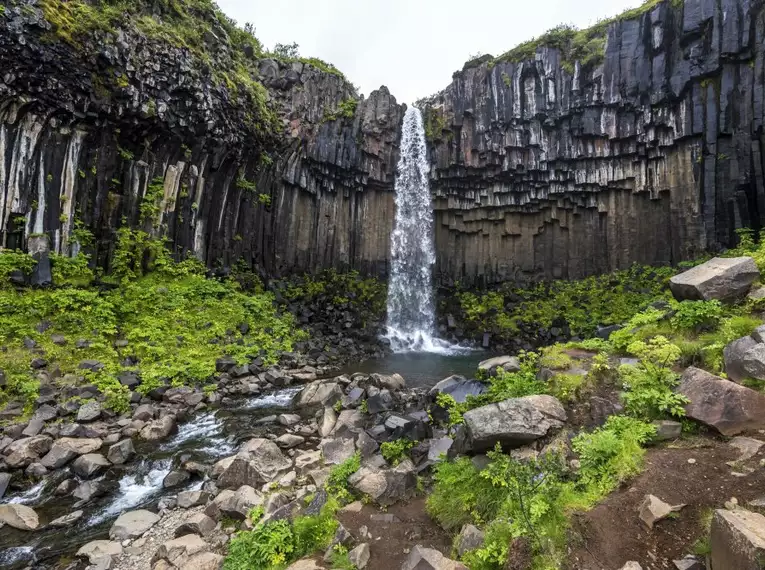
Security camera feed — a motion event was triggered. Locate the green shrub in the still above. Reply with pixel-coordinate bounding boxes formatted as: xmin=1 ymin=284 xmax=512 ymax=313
xmin=224 ymin=499 xmax=339 ymax=570
xmin=325 ymin=452 xmax=361 ymax=503
xmin=50 ymin=252 xmax=94 ymax=286
xmin=572 ymin=416 xmax=656 ymax=496
xmin=380 ymin=439 xmax=414 ymax=466
xmin=0 ymin=250 xmax=36 ymax=286
xmin=670 ymin=300 xmax=723 ymax=331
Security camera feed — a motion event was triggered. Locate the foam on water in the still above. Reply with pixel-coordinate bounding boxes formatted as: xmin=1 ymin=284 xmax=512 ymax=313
xmin=161 ymin=412 xmax=235 ymax=456
xmin=246 ymin=387 xmax=301 ymax=409
xmin=88 ymin=460 xmax=171 ymax=525
xmin=4 ymin=480 xmax=45 ymax=505
xmin=0 ymin=546 xmax=34 ymax=567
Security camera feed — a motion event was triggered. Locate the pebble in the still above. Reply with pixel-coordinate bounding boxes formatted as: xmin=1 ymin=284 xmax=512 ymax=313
xmin=687 ymin=458 xmax=696 ymax=464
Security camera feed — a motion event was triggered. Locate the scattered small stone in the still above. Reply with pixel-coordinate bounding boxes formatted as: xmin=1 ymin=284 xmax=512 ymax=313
xmin=687 ymin=458 xmax=696 ymax=464
xmin=638 ymin=494 xmax=685 ymax=529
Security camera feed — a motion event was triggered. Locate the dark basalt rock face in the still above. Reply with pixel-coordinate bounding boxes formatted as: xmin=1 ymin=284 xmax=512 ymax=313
xmin=422 ymin=0 xmax=765 ymax=285
xmin=2 ymin=0 xmax=765 ymax=285
xmin=0 ymin=1 xmax=403 ymax=277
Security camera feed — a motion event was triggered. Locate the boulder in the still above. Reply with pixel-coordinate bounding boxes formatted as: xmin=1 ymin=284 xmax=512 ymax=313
xmin=429 ymin=375 xmax=486 ymax=403
xmin=678 ymin=367 xmax=765 ymax=435
xmin=348 ymin=459 xmax=417 ymax=506
xmin=140 ymin=416 xmax=176 ymax=441
xmin=740 ymin=344 xmax=765 ymax=381
xmin=321 ymin=437 xmax=357 ymax=465
xmin=356 ymin=431 xmax=380 ymax=458
xmin=275 ymin=433 xmax=305 ymax=449
xmin=41 ymin=437 xmax=103 ymax=468
xmin=371 ymin=373 xmax=406 ymax=391
xmin=384 ymin=414 xmax=432 ymax=441
xmin=286 ymin=560 xmax=326 ymax=570
xmin=461 ymin=395 xmax=567 ymax=452
xmin=348 ymin=543 xmax=370 ymax=569
xmin=72 ymin=453 xmax=110 ymax=478
xmin=177 ymin=490 xmax=212 ymax=509
xmin=153 ymin=534 xmax=208 ymax=566
xmin=711 ymin=508 xmax=765 ymax=570
xmin=400 ymin=545 xmax=468 ymax=570
xmin=184 ymin=552 xmax=225 ymax=570
xmin=456 ymin=524 xmax=485 ymax=556
xmin=0 ymin=472 xmax=10 ymax=499
xmin=278 ymin=413 xmax=301 ymax=427
xmin=332 ymin=409 xmax=364 ymax=436
xmin=295 ymin=381 xmax=343 ymax=408
xmin=618 ymin=564 xmax=643 ymax=570
xmin=0 ymin=503 xmax=39 ymax=530
xmin=49 ymin=510 xmax=83 ymax=527
xmin=669 ymin=257 xmax=760 ymax=302
xmin=76 ymin=540 xmax=123 ymax=564
xmin=205 ymin=485 xmax=263 ymax=520
xmin=73 ymin=480 xmax=113 ymax=503
xmin=175 ymin=512 xmax=217 ymax=537
xmin=295 ymin=450 xmax=323 ymax=476
xmin=76 ymin=401 xmax=102 ymax=422
xmin=109 ymin=509 xmax=160 ymax=540
xmin=216 ymin=438 xmax=291 ymax=488
xmin=638 ymin=494 xmax=684 ymax=529
xmin=366 ymin=390 xmax=394 ymax=414
xmin=319 ymin=407 xmax=337 ymax=437
xmin=724 ymin=336 xmax=761 ymax=382
xmin=107 ymin=439 xmax=136 ymax=464
xmin=652 ymin=420 xmax=682 ymax=442
xmin=478 ymin=355 xmax=520 ymax=376
xmin=163 ymin=470 xmax=191 ymax=488
xmin=4 ymin=435 xmax=53 ymax=468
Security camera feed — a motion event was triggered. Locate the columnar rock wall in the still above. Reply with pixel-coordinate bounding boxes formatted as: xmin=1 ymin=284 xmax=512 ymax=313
xmin=2 ymin=0 xmax=765 ymax=284
xmin=424 ymin=0 xmax=765 ymax=285
xmin=0 ymin=2 xmax=403 ymax=277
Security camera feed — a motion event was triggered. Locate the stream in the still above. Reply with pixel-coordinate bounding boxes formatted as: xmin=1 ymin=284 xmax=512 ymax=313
xmin=0 ymin=352 xmax=487 ymax=569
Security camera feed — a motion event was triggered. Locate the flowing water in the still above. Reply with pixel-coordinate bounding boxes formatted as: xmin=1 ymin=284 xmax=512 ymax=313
xmin=0 ymin=388 xmax=306 ymax=570
xmin=385 ymin=108 xmax=471 ymax=355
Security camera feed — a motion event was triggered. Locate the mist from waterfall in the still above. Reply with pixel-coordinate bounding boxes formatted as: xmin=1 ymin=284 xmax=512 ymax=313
xmin=384 ymin=107 xmax=459 ymax=354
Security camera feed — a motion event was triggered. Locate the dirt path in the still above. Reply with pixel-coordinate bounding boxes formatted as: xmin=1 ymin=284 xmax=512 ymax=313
xmin=568 ymin=435 xmax=765 ymax=570
xmin=336 ymin=497 xmax=453 ymax=570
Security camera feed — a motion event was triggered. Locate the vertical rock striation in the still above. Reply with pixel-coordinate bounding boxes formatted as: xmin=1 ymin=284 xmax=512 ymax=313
xmin=0 ymin=1 xmax=403 ymax=277
xmin=422 ymin=0 xmax=765 ymax=285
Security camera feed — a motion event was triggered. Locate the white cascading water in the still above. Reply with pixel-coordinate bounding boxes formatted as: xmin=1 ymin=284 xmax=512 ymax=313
xmin=385 ymin=108 xmax=458 ymax=354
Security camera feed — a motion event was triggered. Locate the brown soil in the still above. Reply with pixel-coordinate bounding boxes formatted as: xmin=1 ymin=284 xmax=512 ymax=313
xmin=568 ymin=435 xmax=765 ymax=570
xmin=336 ymin=496 xmax=453 ymax=570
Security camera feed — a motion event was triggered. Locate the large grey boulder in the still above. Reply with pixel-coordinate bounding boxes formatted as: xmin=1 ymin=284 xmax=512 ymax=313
xmin=76 ymin=540 xmax=123 ymax=565
xmin=109 ymin=509 xmax=160 ymax=540
xmin=371 ymin=373 xmax=406 ymax=391
xmin=0 ymin=503 xmax=39 ymax=530
xmin=740 ymin=344 xmax=765 ymax=381
xmin=678 ymin=367 xmax=765 ymax=435
xmin=461 ymin=395 xmax=566 ymax=452
xmin=321 ymin=437 xmax=357 ymax=465
xmin=174 ymin=512 xmax=216 ymax=537
xmin=478 ymin=356 xmax=520 ymax=376
xmin=724 ymin=336 xmax=761 ymax=382
xmin=153 ymin=534 xmax=208 ymax=566
xmin=41 ymin=437 xmax=103 ymax=468
xmin=400 ymin=545 xmax=468 ymax=570
xmin=216 ymin=438 xmax=291 ymax=488
xmin=204 ymin=485 xmax=263 ymax=520
xmin=295 ymin=381 xmax=343 ymax=408
xmin=140 ymin=415 xmax=176 ymax=441
xmin=72 ymin=453 xmax=110 ymax=478
xmin=429 ymin=375 xmax=486 ymax=403
xmin=456 ymin=524 xmax=484 ymax=556
xmin=348 ymin=459 xmax=418 ymax=506
xmin=669 ymin=257 xmax=759 ymax=302
xmin=107 ymin=439 xmax=135 ymax=464
xmin=4 ymin=435 xmax=53 ymax=468
xmin=77 ymin=401 xmax=102 ymax=422
xmin=711 ymin=508 xmax=765 ymax=570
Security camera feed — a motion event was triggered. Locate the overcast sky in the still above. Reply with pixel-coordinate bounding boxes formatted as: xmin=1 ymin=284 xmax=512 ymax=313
xmin=218 ymin=0 xmax=642 ymax=104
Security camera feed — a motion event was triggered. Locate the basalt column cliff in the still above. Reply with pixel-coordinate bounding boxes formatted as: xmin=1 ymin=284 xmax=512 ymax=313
xmin=0 ymin=1 xmax=403 ymax=278
xmin=421 ymin=0 xmax=765 ymax=285
xmin=1 ymin=0 xmax=765 ymax=285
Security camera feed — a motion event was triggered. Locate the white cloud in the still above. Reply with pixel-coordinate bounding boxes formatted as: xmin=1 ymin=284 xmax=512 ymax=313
xmin=217 ymin=0 xmax=644 ymax=104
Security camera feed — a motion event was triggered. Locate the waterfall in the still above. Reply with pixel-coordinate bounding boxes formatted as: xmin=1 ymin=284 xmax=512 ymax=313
xmin=385 ymin=108 xmax=455 ymax=354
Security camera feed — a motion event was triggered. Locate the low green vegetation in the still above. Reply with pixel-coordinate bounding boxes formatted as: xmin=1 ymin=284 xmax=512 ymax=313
xmin=429 ymin=417 xmax=656 ymax=569
xmin=380 ymin=439 xmax=414 ymax=466
xmin=225 ymin=454 xmax=362 ymax=569
xmin=455 ymin=264 xmax=675 ymax=342
xmin=224 ymin=498 xmax=340 ymax=569
xmin=0 ymin=234 xmax=302 ymax=414
xmin=322 ymin=98 xmax=359 ymax=123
